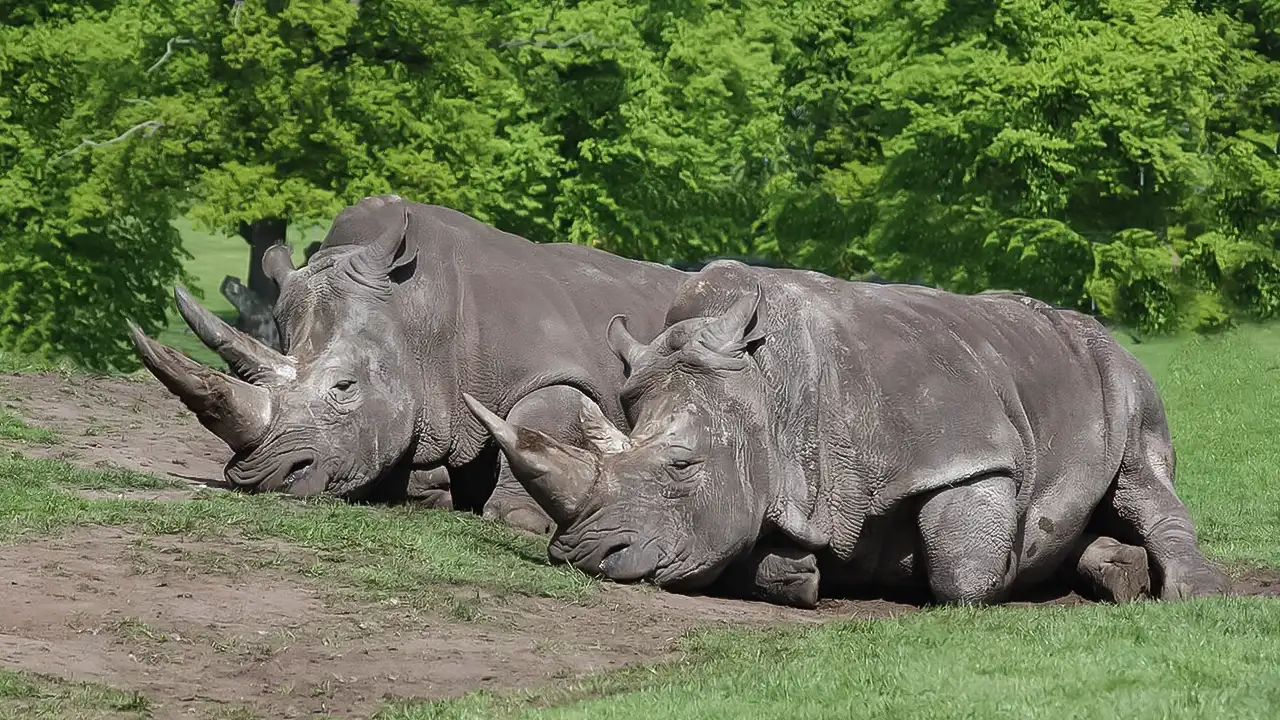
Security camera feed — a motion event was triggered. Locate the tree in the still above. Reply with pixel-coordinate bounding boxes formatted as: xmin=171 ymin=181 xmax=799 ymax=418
xmin=764 ymin=0 xmax=1280 ymax=332
xmin=0 ymin=3 xmax=192 ymax=370
xmin=131 ymin=0 xmax=552 ymax=308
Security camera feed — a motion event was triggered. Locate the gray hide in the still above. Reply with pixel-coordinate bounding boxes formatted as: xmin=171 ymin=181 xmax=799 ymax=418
xmin=130 ymin=195 xmax=687 ymax=533
xmin=466 ymin=260 xmax=1230 ymax=607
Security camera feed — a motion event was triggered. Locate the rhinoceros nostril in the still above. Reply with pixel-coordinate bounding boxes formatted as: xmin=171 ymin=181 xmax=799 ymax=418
xmin=282 ymin=458 xmax=314 ymax=487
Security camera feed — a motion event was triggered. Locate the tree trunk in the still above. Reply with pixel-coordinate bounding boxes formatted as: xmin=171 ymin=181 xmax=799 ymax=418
xmin=239 ymin=218 xmax=288 ymax=307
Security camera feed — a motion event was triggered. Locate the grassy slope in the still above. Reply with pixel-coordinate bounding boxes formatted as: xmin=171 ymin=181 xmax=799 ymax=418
xmin=2 ymin=220 xmax=1279 ymax=717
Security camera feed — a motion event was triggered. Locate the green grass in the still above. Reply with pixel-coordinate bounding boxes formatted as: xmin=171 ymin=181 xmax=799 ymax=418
xmin=0 ymin=452 xmax=595 ymax=605
xmin=0 ymin=410 xmax=58 ymax=445
xmin=381 ymin=599 xmax=1280 ymax=720
xmin=0 ymin=669 xmax=150 ymax=720
xmin=371 ymin=321 xmax=1280 ymax=718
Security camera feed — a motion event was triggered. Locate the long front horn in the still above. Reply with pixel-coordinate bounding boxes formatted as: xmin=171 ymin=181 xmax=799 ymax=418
xmin=173 ymin=286 xmax=294 ymax=385
xmin=129 ymin=321 xmax=271 ymax=451
xmin=462 ymin=393 xmax=597 ymax=526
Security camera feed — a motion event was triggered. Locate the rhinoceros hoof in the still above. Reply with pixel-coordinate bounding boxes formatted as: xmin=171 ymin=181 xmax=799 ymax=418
xmin=1087 ymin=544 xmax=1151 ymax=603
xmin=748 ymin=550 xmax=821 ymax=609
xmin=1158 ymin=561 xmax=1231 ymax=601
xmin=482 ymin=501 xmax=555 ymax=536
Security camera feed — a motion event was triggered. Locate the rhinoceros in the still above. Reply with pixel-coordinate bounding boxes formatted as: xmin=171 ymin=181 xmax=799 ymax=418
xmin=128 ymin=195 xmax=686 ymax=534
xmin=463 ymin=259 xmax=1230 ymax=607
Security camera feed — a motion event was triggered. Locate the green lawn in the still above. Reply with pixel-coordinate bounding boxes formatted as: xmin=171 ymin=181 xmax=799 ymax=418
xmin=2 ymin=218 xmax=1279 ymax=718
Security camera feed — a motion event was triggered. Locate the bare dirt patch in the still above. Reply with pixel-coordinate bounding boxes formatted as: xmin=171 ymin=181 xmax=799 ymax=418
xmin=0 ymin=372 xmax=230 ymax=490
xmin=0 ymin=527 xmax=855 ymax=719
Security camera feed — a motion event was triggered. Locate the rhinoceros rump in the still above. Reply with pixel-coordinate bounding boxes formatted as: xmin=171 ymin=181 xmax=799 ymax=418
xmin=466 ymin=260 xmax=1230 ymax=607
xmin=130 ymin=195 xmax=686 ymax=532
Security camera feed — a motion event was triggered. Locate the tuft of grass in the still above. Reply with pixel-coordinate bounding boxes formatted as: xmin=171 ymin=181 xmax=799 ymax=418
xmin=0 ymin=453 xmax=596 ymax=605
xmin=0 ymin=669 xmax=150 ymax=719
xmin=385 ymin=599 xmax=1280 ymax=720
xmin=0 ymin=410 xmax=58 ymax=445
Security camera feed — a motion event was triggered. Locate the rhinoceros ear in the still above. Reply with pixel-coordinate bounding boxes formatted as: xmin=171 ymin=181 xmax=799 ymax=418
xmin=578 ymin=396 xmax=631 ymax=456
xmin=462 ymin=393 xmax=598 ymax=526
xmin=351 ymin=197 xmax=419 ymax=286
xmin=606 ymin=315 xmax=647 ymax=375
xmin=700 ymin=284 xmax=767 ymax=356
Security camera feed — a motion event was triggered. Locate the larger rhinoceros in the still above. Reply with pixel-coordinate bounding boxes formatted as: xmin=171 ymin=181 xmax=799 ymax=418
xmin=463 ymin=259 xmax=1230 ymax=607
xmin=128 ymin=195 xmax=687 ymax=534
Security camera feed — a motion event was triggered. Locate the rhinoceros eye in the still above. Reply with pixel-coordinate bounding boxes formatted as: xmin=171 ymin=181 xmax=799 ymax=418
xmin=332 ymin=379 xmax=356 ymax=392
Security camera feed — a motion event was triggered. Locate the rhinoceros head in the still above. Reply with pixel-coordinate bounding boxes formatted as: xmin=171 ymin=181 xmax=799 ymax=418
xmin=464 ymin=286 xmax=775 ymax=591
xmin=131 ymin=196 xmax=425 ymax=498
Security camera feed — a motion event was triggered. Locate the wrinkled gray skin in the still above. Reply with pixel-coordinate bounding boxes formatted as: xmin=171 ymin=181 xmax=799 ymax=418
xmin=129 ymin=195 xmax=685 ymax=533
xmin=465 ymin=260 xmax=1230 ymax=607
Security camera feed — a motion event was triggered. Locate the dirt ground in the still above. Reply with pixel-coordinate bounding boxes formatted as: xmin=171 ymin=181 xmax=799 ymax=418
xmin=2 ymin=371 xmax=1278 ymax=719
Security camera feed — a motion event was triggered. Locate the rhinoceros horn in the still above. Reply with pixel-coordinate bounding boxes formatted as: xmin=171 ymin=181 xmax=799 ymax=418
xmin=128 ymin=321 xmax=270 ymax=451
xmin=173 ymin=286 xmax=295 ymax=385
xmin=462 ymin=393 xmax=599 ymax=526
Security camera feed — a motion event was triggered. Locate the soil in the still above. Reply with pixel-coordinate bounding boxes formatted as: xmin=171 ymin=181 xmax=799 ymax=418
xmin=1 ymin=371 xmax=1278 ymax=719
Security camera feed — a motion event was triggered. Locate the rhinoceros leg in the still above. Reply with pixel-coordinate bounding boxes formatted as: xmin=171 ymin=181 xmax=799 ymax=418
xmin=405 ymin=466 xmax=454 ymax=510
xmin=1062 ymin=533 xmax=1151 ymax=603
xmin=711 ymin=538 xmax=821 ymax=609
xmin=916 ymin=474 xmax=1019 ymax=605
xmin=481 ymin=385 xmax=593 ymax=536
xmin=1081 ymin=352 xmax=1229 ymax=601
xmin=1099 ymin=430 xmax=1229 ymax=600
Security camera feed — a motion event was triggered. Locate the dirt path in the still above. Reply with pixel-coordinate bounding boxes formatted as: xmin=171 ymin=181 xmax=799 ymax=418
xmin=0 ymin=526 xmax=875 ymax=719
xmin=2 ymin=371 xmax=1279 ymax=719
xmin=0 ymin=371 xmax=230 ymax=489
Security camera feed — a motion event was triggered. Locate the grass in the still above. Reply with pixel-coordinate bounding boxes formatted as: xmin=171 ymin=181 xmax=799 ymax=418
xmin=0 ymin=669 xmax=150 ymax=720
xmin=0 ymin=452 xmax=595 ymax=605
xmin=374 ymin=320 xmax=1280 ymax=718
xmin=0 ymin=218 xmax=1278 ymax=717
xmin=0 ymin=410 xmax=58 ymax=445
xmin=383 ymin=599 xmax=1280 ymax=720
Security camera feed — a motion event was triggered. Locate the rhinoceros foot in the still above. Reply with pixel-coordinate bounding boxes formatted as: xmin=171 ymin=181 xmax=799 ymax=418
xmin=1157 ymin=558 xmax=1231 ymax=601
xmin=482 ymin=493 xmax=556 ymax=536
xmin=1069 ymin=534 xmax=1151 ymax=603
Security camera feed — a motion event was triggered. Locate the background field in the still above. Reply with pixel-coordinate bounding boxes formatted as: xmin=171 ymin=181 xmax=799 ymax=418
xmin=0 ymin=223 xmax=1278 ymax=719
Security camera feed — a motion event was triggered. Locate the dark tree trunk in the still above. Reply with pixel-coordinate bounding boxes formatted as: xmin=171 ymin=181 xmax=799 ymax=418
xmin=240 ymin=218 xmax=288 ymax=307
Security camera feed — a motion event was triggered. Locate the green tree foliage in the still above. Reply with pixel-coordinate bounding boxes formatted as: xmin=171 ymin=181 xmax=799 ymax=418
xmin=0 ymin=4 xmax=191 ymax=370
xmin=771 ymin=0 xmax=1280 ymax=332
xmin=4 ymin=0 xmax=1280 ymax=365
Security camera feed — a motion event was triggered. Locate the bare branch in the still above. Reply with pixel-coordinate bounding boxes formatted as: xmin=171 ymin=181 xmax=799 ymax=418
xmin=147 ymin=37 xmax=196 ymax=74
xmin=501 ymin=31 xmax=596 ymax=49
xmin=231 ymin=0 xmax=245 ymax=28
xmin=51 ymin=120 xmax=164 ymax=163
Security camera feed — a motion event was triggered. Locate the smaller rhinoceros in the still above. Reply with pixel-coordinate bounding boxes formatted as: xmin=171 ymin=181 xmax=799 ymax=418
xmin=463 ymin=260 xmax=1229 ymax=608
